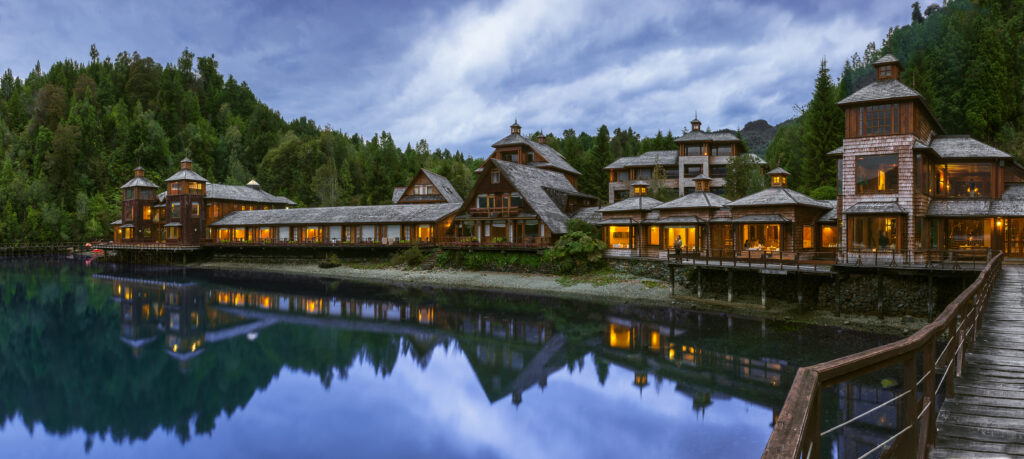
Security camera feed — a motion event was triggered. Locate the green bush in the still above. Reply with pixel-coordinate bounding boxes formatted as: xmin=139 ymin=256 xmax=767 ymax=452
xmin=567 ymin=218 xmax=601 ymax=239
xmin=809 ymin=185 xmax=837 ymax=200
xmin=390 ymin=246 xmax=425 ymax=267
xmin=545 ymin=231 xmax=607 ymax=274
xmin=436 ymin=250 xmax=549 ymax=273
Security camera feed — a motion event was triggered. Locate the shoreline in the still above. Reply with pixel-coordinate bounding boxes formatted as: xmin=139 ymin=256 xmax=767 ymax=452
xmin=195 ymin=261 xmax=925 ymax=336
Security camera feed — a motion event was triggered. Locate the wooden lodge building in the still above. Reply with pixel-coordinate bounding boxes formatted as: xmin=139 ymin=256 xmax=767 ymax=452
xmin=112 ymin=158 xmax=295 ymax=245
xmin=603 ymin=117 xmax=766 ymax=202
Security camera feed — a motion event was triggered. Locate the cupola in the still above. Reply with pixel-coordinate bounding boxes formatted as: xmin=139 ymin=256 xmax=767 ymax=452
xmin=690 ymin=113 xmax=702 ymax=132
xmin=693 ymin=174 xmax=711 ymax=192
xmin=768 ymin=167 xmax=790 ymax=188
xmin=246 ymin=179 xmax=261 ymax=191
xmin=180 ymin=157 xmax=193 ymax=170
xmin=510 ymin=120 xmax=522 ymax=136
xmin=134 ymin=166 xmax=146 ymax=178
xmin=536 ymin=133 xmax=546 ymax=145
xmin=874 ymin=54 xmax=903 ymax=81
xmin=631 ymin=180 xmax=649 ymax=197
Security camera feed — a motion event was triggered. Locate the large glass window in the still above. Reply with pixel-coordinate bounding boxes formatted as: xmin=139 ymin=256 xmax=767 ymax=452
xmin=170 ymin=203 xmax=181 ymax=219
xmin=648 ymin=226 xmax=660 ymax=246
xmin=936 ymin=163 xmax=992 ymax=198
xmin=944 ymin=219 xmax=992 ymax=249
xmin=613 ymin=190 xmax=629 ymax=201
xmin=802 ymin=226 xmax=814 ymax=249
xmin=666 ymin=227 xmax=698 ymax=250
xmin=685 ymin=145 xmax=703 ymax=156
xmin=855 ymin=155 xmax=898 ymax=194
xmin=710 ymin=165 xmax=727 ymax=178
xmin=821 ymin=225 xmax=838 ymax=248
xmin=684 ymin=165 xmax=702 ymax=177
xmin=848 ymin=216 xmax=900 ymax=251
xmin=607 ymin=226 xmax=632 ymax=249
xmin=525 ymin=220 xmax=539 ymax=238
xmin=710 ymin=224 xmax=733 ymax=252
xmin=740 ymin=224 xmax=781 ymax=251
xmin=711 ymin=145 xmax=732 ymax=156
xmin=278 ymin=226 xmax=290 ymax=242
xmin=476 ymin=194 xmax=487 ymax=208
xmin=635 ymin=168 xmax=653 ymax=180
xmin=665 ymin=167 xmax=679 ymax=178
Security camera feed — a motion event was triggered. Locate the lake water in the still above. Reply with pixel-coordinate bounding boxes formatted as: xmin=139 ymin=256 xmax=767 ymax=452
xmin=0 ymin=259 xmax=898 ymax=458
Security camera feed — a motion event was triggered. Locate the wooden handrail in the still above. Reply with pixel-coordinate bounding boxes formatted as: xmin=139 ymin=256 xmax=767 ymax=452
xmin=763 ymin=252 xmax=1003 ymax=458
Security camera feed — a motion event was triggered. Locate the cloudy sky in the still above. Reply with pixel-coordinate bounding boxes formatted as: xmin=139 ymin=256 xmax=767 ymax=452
xmin=0 ymin=0 xmax=910 ymax=156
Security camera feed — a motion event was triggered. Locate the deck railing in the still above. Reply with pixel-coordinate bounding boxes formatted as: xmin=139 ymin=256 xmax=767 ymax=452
xmin=762 ymin=252 xmax=1003 ymax=459
xmin=668 ymin=249 xmax=838 ymax=273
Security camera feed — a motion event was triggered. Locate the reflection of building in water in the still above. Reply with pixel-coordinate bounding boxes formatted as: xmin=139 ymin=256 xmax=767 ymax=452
xmin=832 ymin=382 xmax=901 ymax=458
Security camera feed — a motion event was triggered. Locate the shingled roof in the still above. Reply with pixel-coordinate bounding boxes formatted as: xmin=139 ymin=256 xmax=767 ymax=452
xmin=655 ymin=192 xmax=730 ymax=210
xmin=120 ymin=177 xmax=159 ymax=189
xmin=491 ymin=133 xmax=580 ymax=176
xmin=209 ymin=203 xmax=461 ymax=227
xmin=673 ymin=130 xmax=742 ymax=143
xmin=914 ymin=135 xmax=1012 ymax=159
xmin=392 ymin=187 xmax=407 ymax=204
xmin=728 ymin=187 xmax=830 ymax=209
xmin=599 ymin=196 xmax=664 ymax=213
xmin=489 ymin=159 xmax=580 ymax=234
xmin=837 ymin=78 xmax=924 ymax=106
xmin=926 ymin=200 xmax=992 ymax=217
xmin=603 ymin=150 xmax=677 ymax=170
xmin=165 ymin=169 xmax=208 ymax=182
xmin=206 ymin=183 xmax=296 ymax=205
xmin=845 ymin=201 xmax=908 ymax=214
xmin=421 ymin=169 xmax=463 ymax=203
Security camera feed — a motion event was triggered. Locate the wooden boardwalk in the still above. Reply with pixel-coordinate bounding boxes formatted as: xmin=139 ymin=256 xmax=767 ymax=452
xmin=934 ymin=264 xmax=1024 ymax=458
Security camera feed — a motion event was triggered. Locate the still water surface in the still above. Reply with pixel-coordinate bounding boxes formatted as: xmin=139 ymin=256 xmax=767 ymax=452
xmin=0 ymin=260 xmax=896 ymax=458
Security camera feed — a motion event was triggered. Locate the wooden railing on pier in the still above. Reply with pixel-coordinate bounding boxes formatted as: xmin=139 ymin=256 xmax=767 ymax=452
xmin=0 ymin=242 xmax=89 ymax=255
xmin=763 ymin=252 xmax=1004 ymax=459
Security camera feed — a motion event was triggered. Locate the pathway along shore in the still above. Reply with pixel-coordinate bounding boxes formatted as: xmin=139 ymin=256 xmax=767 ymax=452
xmin=195 ymin=261 xmax=926 ymax=335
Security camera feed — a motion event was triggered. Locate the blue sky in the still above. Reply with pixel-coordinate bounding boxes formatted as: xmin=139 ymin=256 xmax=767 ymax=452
xmin=0 ymin=0 xmax=910 ymax=156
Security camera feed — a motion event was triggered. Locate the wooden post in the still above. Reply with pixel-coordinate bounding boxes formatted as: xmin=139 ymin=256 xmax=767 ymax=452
xmin=761 ymin=273 xmax=767 ymax=308
xmin=727 ymin=269 xmax=734 ymax=303
xmin=670 ymin=265 xmax=675 ymax=296
xmin=898 ymin=355 xmax=919 ymax=458
xmin=796 ymin=272 xmax=803 ymax=307
xmin=697 ymin=268 xmax=703 ymax=298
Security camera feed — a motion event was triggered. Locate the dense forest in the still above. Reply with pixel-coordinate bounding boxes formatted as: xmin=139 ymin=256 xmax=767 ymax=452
xmin=767 ymin=0 xmax=1024 ymax=196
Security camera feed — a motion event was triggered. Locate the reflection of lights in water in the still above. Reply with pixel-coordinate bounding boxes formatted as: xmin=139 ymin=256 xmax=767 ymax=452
xmin=247 ymin=332 xmax=259 ymax=341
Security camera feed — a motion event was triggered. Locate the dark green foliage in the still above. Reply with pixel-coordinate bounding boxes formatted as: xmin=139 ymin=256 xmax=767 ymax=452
xmin=389 ymin=246 xmax=425 ymax=267
xmin=0 ymin=47 xmax=482 ymax=242
xmin=724 ymin=154 xmax=766 ymax=200
xmin=436 ymin=250 xmax=549 ymax=273
xmin=566 ymin=218 xmax=601 ymax=239
xmin=545 ymin=231 xmax=607 ymax=274
xmin=800 ymin=59 xmax=843 ymax=192
xmin=809 ymin=185 xmax=837 ymax=200
xmin=912 ymin=2 xmax=924 ymax=24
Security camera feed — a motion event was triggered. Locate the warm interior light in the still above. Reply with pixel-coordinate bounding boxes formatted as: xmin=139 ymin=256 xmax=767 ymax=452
xmin=878 ymin=170 xmax=886 ymax=190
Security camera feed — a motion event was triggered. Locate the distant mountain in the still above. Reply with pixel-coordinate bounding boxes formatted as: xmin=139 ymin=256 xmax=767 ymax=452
xmin=739 ymin=119 xmax=778 ymax=157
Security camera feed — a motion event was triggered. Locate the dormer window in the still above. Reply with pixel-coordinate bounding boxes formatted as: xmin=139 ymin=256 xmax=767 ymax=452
xmin=491 ymin=171 xmax=500 ymax=183
xmin=527 ymin=151 xmax=535 ymax=163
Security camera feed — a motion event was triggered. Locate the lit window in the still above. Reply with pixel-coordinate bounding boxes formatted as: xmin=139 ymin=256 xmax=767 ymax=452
xmin=855 ymin=155 xmax=898 ymax=194
xmin=191 ymin=202 xmax=200 ymax=217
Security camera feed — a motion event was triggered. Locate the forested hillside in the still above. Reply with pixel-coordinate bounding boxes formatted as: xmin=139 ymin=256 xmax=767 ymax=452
xmin=0 ymin=47 xmax=734 ymax=242
xmin=766 ymin=0 xmax=1024 ymax=198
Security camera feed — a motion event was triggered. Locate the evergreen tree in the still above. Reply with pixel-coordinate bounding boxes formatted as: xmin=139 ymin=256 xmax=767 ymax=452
xmin=800 ymin=59 xmax=843 ymax=193
xmin=912 ymin=2 xmax=924 ymax=23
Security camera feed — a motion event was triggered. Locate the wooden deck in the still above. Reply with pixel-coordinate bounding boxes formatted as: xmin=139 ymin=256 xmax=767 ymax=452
xmin=934 ymin=264 xmax=1024 ymax=458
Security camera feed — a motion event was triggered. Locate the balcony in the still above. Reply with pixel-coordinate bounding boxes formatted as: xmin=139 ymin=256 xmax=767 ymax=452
xmin=468 ymin=206 xmax=522 ymax=217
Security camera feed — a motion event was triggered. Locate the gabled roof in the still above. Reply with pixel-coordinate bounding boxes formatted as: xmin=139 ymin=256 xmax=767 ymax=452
xmin=603 ymin=150 xmax=677 ymax=170
xmin=569 ymin=206 xmax=602 ymax=225
xmin=392 ymin=187 xmax=407 ymax=204
xmin=915 ymin=135 xmax=1012 ymax=159
xmin=206 ymin=183 xmax=296 ymax=205
xmin=655 ymin=192 xmax=730 ymax=210
xmin=826 ymin=146 xmax=844 ymax=157
xmin=728 ymin=187 xmax=830 ymax=209
xmin=874 ymin=54 xmax=902 ymax=68
xmin=120 ymin=177 xmax=159 ymax=189
xmin=599 ymin=196 xmax=664 ymax=213
xmin=209 ymin=203 xmax=461 ymax=226
xmin=421 ymin=169 xmax=463 ymax=203
xmin=491 ymin=134 xmax=580 ymax=176
xmin=165 ymin=169 xmax=208 ymax=182
xmin=837 ymin=78 xmax=924 ymax=106
xmin=673 ymin=130 xmax=741 ymax=143
xmin=488 ymin=159 xmax=580 ymax=234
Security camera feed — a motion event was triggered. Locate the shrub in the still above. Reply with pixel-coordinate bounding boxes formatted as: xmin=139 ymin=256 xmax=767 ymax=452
xmin=566 ymin=218 xmax=601 ymax=239
xmin=545 ymin=231 xmax=607 ymax=274
xmin=809 ymin=185 xmax=837 ymax=200
xmin=390 ymin=246 xmax=425 ymax=267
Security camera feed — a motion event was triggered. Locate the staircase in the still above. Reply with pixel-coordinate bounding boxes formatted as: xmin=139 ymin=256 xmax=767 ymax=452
xmin=419 ymin=249 xmax=442 ymax=270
